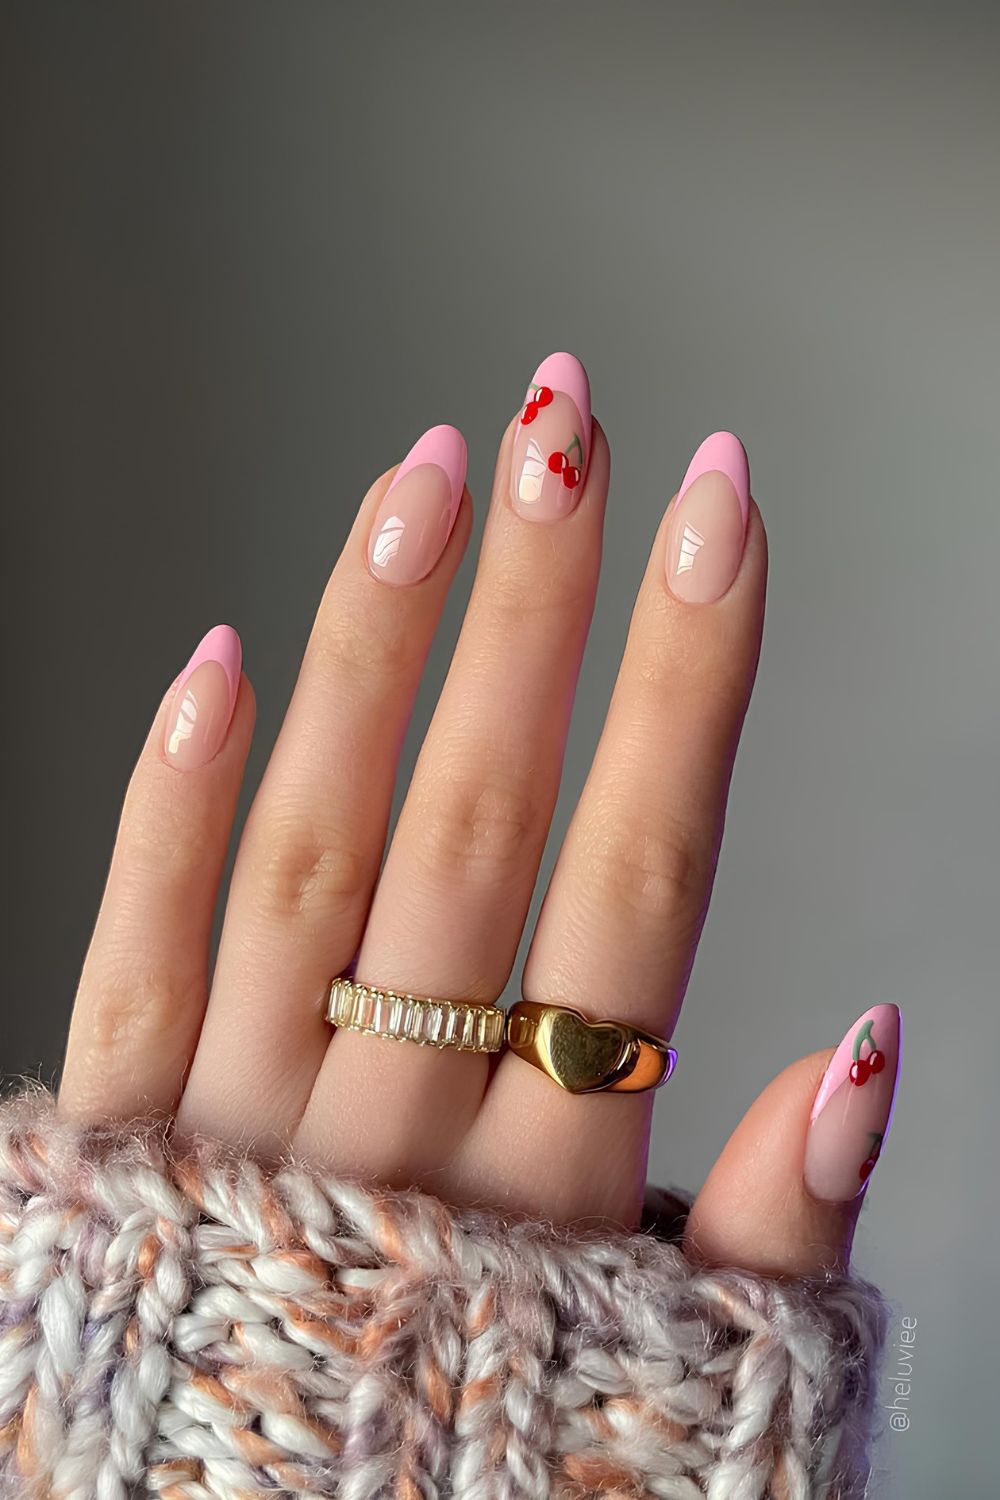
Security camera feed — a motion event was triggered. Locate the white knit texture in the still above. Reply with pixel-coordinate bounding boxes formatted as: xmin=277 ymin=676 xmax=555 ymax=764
xmin=0 ymin=1090 xmax=885 ymax=1499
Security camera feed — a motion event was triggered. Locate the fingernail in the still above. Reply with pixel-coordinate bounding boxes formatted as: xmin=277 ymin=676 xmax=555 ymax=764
xmin=164 ymin=624 xmax=242 ymax=771
xmin=367 ymin=425 xmax=466 ymax=586
xmin=510 ymin=352 xmax=592 ymax=523
xmin=664 ymin=431 xmax=750 ymax=603
xmin=804 ymin=1003 xmax=902 ymax=1203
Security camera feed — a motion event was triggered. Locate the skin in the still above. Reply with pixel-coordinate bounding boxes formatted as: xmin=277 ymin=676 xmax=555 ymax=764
xmin=60 ymin=402 xmax=866 ymax=1280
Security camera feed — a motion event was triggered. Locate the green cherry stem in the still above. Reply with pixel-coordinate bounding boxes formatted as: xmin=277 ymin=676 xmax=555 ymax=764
xmin=566 ymin=433 xmax=583 ymax=462
xmin=852 ymin=1019 xmax=875 ymax=1063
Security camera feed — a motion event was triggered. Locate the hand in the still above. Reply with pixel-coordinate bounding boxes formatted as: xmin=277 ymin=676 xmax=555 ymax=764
xmin=59 ymin=353 xmax=899 ymax=1280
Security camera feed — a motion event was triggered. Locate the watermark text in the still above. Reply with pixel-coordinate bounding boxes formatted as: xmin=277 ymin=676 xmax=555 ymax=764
xmin=884 ymin=1314 xmax=917 ymax=1432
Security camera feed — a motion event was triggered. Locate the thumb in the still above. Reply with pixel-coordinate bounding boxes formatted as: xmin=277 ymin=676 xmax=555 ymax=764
xmin=683 ymin=1004 xmax=902 ymax=1277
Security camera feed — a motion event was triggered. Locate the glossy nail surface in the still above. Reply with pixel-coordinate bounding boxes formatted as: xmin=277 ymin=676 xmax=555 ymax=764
xmin=804 ymin=1004 xmax=902 ymax=1203
xmin=164 ymin=624 xmax=242 ymax=771
xmin=510 ymin=352 xmax=591 ymax=523
xmin=367 ymin=425 xmax=466 ymax=586
xmin=665 ymin=431 xmax=750 ymax=603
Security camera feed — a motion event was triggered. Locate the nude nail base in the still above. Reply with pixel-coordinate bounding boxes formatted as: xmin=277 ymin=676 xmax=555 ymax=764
xmin=804 ymin=1003 xmax=902 ymax=1203
xmin=163 ymin=624 xmax=241 ymax=771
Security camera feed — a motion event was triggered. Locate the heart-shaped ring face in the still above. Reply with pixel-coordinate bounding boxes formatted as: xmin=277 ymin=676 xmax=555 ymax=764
xmin=539 ymin=1007 xmax=638 ymax=1093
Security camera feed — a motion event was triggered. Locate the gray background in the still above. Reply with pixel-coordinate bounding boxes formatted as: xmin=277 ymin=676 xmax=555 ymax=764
xmin=3 ymin=3 xmax=997 ymax=1494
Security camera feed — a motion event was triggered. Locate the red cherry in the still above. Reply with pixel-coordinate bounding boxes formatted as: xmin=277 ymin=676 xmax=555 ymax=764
xmin=562 ymin=464 xmax=582 ymax=489
xmin=534 ymin=385 xmax=554 ymax=407
xmin=849 ymin=1058 xmax=871 ymax=1086
xmin=869 ymin=1049 xmax=885 ymax=1074
xmin=521 ymin=404 xmax=538 ymax=425
xmin=547 ymin=451 xmax=568 ymax=474
xmin=859 ymin=1156 xmax=877 ymax=1181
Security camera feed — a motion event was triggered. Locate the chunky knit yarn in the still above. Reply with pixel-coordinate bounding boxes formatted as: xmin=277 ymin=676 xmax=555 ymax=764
xmin=0 ymin=1090 xmax=886 ymax=1500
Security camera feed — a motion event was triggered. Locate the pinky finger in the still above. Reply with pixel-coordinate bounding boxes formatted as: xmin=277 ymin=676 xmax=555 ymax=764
xmin=684 ymin=1004 xmax=902 ymax=1276
xmin=59 ymin=625 xmax=254 ymax=1122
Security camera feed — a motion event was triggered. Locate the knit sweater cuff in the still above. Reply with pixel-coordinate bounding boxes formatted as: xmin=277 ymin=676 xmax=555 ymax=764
xmin=0 ymin=1088 xmax=886 ymax=1499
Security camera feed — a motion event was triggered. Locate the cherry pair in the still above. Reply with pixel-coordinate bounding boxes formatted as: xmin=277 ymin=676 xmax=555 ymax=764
xmin=520 ymin=386 xmax=582 ymax=490
xmin=849 ymin=1050 xmax=886 ymax=1086
xmin=546 ymin=450 xmax=582 ymax=489
xmin=520 ymin=385 xmax=553 ymax=423
xmin=859 ymin=1133 xmax=884 ymax=1181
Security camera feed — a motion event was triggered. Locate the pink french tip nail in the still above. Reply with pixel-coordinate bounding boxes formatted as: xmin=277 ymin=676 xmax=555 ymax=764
xmin=510 ymin=352 xmax=592 ymax=523
xmin=163 ymin=624 xmax=242 ymax=771
xmin=367 ymin=424 xmax=467 ymax=587
xmin=664 ymin=431 xmax=751 ymax=604
xmin=804 ymin=1003 xmax=903 ymax=1204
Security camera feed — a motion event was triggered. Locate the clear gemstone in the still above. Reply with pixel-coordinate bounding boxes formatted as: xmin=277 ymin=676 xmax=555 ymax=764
xmin=442 ymin=1007 xmax=458 ymax=1045
xmin=357 ymin=989 xmax=376 ymax=1028
xmin=371 ymin=995 xmax=388 ymax=1031
xmin=425 ymin=1007 xmax=443 ymax=1045
xmin=388 ymin=997 xmax=404 ymax=1034
xmin=407 ymin=1005 xmax=425 ymax=1042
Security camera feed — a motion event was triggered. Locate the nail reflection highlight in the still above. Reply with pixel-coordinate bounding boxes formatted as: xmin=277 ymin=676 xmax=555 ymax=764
xmin=367 ymin=426 xmax=466 ymax=587
xmin=510 ymin=353 xmax=591 ymax=523
xmin=163 ymin=624 xmax=241 ymax=771
xmin=804 ymin=1004 xmax=902 ymax=1203
xmin=664 ymin=433 xmax=750 ymax=604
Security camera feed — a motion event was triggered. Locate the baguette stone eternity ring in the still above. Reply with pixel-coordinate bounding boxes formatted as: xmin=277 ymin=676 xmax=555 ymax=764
xmin=326 ymin=977 xmax=505 ymax=1053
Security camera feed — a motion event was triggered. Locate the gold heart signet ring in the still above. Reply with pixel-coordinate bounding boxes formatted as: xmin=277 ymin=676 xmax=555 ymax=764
xmin=505 ymin=1000 xmax=678 ymax=1094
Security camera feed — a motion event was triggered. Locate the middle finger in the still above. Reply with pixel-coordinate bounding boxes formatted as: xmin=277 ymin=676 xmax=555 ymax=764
xmin=296 ymin=354 xmax=607 ymax=1179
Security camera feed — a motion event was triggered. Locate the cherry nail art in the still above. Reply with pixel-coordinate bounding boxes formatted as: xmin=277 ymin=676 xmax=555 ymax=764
xmin=804 ymin=1004 xmax=902 ymax=1204
xmin=520 ymin=384 xmax=554 ymax=424
xmin=510 ymin=354 xmax=592 ymax=523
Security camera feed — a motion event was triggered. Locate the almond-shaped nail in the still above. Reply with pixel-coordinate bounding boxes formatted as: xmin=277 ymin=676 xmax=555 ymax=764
xmin=510 ymin=352 xmax=592 ymax=523
xmin=164 ymin=624 xmax=242 ymax=771
xmin=664 ymin=431 xmax=750 ymax=603
xmin=367 ymin=425 xmax=466 ymax=586
xmin=804 ymin=1003 xmax=902 ymax=1203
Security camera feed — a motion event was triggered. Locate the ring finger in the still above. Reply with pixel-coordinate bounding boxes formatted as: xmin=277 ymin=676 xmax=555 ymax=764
xmin=457 ymin=433 xmax=767 ymax=1222
xmin=296 ymin=355 xmax=607 ymax=1181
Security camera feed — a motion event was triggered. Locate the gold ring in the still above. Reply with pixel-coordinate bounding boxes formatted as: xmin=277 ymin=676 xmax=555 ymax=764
xmin=326 ymin=977 xmax=505 ymax=1053
xmin=505 ymin=1000 xmax=677 ymax=1094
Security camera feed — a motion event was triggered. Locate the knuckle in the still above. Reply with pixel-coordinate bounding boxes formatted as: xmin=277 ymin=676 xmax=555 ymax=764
xmin=119 ymin=779 xmax=217 ymax=885
xmin=480 ymin=549 xmax=595 ymax=627
xmin=311 ymin=608 xmax=421 ymax=691
xmin=247 ymin=815 xmax=372 ymax=924
xmin=413 ymin=768 xmax=545 ymax=885
xmin=86 ymin=961 xmax=196 ymax=1062
xmin=629 ymin=621 xmax=714 ymax=699
xmin=583 ymin=812 xmax=709 ymax=929
xmin=627 ymin=595 xmax=752 ymax=710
